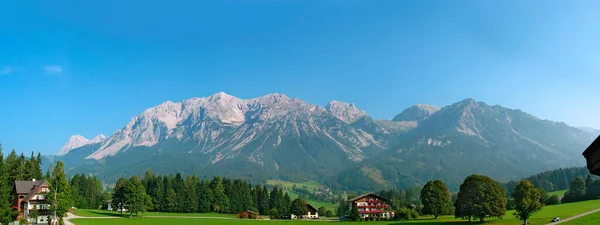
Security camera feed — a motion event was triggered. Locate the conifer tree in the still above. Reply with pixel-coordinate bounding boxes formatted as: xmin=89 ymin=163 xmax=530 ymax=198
xmin=0 ymin=145 xmax=17 ymax=224
xmin=113 ymin=178 xmax=127 ymax=215
xmin=48 ymin=161 xmax=73 ymax=223
xmin=210 ymin=177 xmax=229 ymax=214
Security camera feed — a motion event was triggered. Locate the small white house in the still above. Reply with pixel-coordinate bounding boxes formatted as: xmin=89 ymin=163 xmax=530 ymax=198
xmin=291 ymin=204 xmax=319 ymax=220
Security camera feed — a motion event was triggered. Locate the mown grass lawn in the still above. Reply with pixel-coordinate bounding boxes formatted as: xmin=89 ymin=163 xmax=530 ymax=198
xmin=71 ymin=208 xmax=236 ymax=218
xmin=70 ymin=199 xmax=600 ymax=225
xmin=561 ymin=211 xmax=600 ymax=225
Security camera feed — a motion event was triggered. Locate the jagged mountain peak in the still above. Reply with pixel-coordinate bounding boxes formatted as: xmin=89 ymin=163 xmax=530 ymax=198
xmin=326 ymin=100 xmax=368 ymax=123
xmin=207 ymin=91 xmax=240 ymax=102
xmin=259 ymin=93 xmax=289 ymax=99
xmin=58 ymin=134 xmax=106 ymax=156
xmin=83 ymin=92 xmax=380 ymax=161
xmin=392 ymin=104 xmax=440 ymax=122
xmin=90 ymin=134 xmax=107 ymax=143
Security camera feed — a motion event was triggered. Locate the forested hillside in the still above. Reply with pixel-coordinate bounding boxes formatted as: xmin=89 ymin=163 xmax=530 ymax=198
xmin=503 ymin=167 xmax=596 ymax=195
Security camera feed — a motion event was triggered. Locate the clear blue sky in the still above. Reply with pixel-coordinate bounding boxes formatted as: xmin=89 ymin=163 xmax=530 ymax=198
xmin=1 ymin=0 xmax=599 ymax=155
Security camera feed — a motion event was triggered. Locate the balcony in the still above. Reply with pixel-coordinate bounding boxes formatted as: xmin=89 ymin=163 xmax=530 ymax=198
xmin=357 ymin=204 xmax=389 ymax=208
xmin=359 ymin=210 xmax=386 ymax=214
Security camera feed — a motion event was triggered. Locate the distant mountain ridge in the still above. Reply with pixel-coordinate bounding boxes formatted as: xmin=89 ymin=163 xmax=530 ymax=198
xmin=58 ymin=134 xmax=106 ymax=156
xmin=58 ymin=93 xmax=594 ymax=190
xmin=579 ymin=127 xmax=600 ymax=136
xmin=326 ymin=98 xmax=593 ymax=190
xmin=392 ymin=104 xmax=440 ymax=122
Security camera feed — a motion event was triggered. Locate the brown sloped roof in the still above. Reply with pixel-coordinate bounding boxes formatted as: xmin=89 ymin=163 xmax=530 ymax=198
xmin=583 ymin=135 xmax=600 ymax=156
xmin=347 ymin=193 xmax=389 ymax=202
xmin=305 ymin=203 xmax=317 ymax=212
xmin=14 ymin=180 xmax=48 ymax=202
xmin=15 ymin=181 xmax=37 ymax=194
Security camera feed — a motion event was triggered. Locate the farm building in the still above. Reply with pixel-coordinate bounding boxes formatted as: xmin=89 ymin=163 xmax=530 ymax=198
xmin=291 ymin=203 xmax=319 ymax=220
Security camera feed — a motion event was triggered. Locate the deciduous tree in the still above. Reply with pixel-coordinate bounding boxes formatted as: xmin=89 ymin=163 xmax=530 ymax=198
xmin=318 ymin=206 xmax=328 ymax=217
xmin=421 ymin=180 xmax=451 ymax=219
xmin=454 ymin=174 xmax=507 ymax=222
xmin=290 ymin=198 xmax=308 ymax=219
xmin=512 ymin=180 xmax=542 ymax=225
xmin=564 ymin=176 xmax=586 ymax=202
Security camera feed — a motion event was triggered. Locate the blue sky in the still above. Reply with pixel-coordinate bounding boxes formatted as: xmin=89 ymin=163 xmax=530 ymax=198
xmin=1 ymin=0 xmax=599 ymax=155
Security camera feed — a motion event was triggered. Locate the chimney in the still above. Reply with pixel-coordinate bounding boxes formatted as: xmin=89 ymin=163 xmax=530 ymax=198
xmin=32 ymin=179 xmax=36 ymax=182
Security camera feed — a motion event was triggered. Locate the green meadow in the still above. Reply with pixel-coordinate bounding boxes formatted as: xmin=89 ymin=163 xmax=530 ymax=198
xmin=267 ymin=180 xmax=338 ymax=210
xmin=266 ymin=180 xmax=323 ymax=190
xmin=561 ymin=211 xmax=600 ymax=225
xmin=547 ymin=189 xmax=568 ymax=198
xmin=70 ymin=199 xmax=600 ymax=225
xmin=71 ymin=208 xmax=236 ymax=218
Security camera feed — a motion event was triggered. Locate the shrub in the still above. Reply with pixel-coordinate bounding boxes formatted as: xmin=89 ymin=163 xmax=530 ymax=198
xmin=325 ymin=210 xmax=333 ymax=217
xmin=395 ymin=207 xmax=419 ymax=220
xmin=268 ymin=208 xmax=279 ymax=219
xmin=546 ymin=195 xmax=560 ymax=205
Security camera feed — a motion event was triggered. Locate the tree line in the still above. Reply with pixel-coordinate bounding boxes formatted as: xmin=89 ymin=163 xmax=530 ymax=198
xmin=70 ymin=173 xmax=110 ymax=210
xmin=503 ymin=167 xmax=595 ymax=195
xmin=0 ymin=144 xmax=73 ymax=225
xmin=0 ymin=145 xmax=45 ymax=224
xmin=561 ymin=175 xmax=600 ymax=203
xmin=112 ymin=170 xmax=303 ymax=219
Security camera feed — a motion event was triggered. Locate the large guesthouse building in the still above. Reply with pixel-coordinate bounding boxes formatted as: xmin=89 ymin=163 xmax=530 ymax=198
xmin=583 ymin=135 xmax=600 ymax=176
xmin=348 ymin=193 xmax=392 ymax=219
xmin=14 ymin=179 xmax=53 ymax=224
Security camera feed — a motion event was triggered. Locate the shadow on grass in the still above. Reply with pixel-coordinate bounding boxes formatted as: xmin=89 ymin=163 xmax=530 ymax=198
xmin=380 ymin=218 xmax=500 ymax=225
xmin=79 ymin=210 xmax=125 ymax=217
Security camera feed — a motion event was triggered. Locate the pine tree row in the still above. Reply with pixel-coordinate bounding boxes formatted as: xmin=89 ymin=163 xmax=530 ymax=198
xmin=112 ymin=170 xmax=295 ymax=218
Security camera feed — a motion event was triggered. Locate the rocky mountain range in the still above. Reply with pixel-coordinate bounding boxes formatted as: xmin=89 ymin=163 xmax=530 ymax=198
xmin=58 ymin=134 xmax=106 ymax=156
xmin=57 ymin=93 xmax=596 ymax=191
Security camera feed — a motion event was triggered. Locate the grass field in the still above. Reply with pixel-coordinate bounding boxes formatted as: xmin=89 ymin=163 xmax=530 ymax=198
xmin=283 ymin=189 xmax=338 ymax=211
xmin=71 ymin=209 xmax=236 ymax=218
xmin=267 ymin=180 xmax=338 ymax=211
xmin=547 ymin=189 xmax=567 ymax=198
xmin=70 ymin=199 xmax=600 ymax=225
xmin=267 ymin=180 xmax=323 ymax=190
xmin=562 ymin=211 xmax=600 ymax=225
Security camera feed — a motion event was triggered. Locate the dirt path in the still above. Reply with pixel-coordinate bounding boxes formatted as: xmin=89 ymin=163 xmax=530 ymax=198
xmin=547 ymin=208 xmax=600 ymax=224
xmin=63 ymin=212 xmax=120 ymax=225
